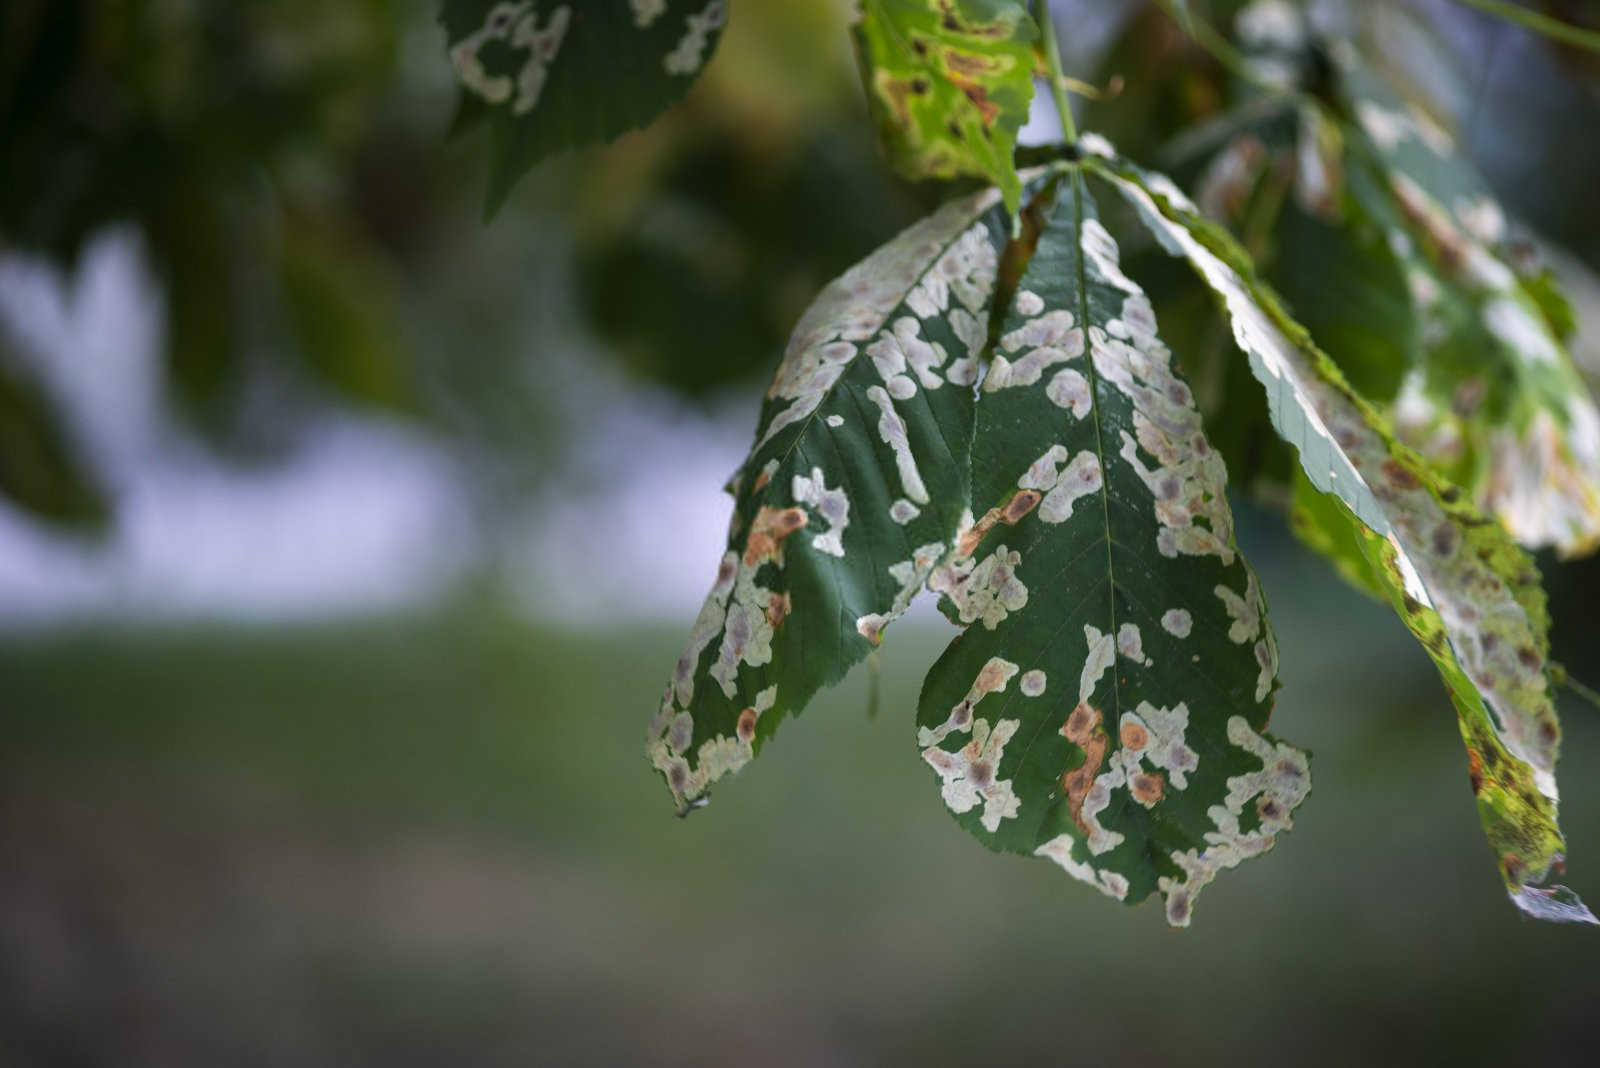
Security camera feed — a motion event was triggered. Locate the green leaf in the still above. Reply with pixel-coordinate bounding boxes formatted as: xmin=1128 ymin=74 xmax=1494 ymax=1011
xmin=647 ymin=173 xmax=1047 ymax=812
xmin=916 ymin=169 xmax=1306 ymax=927
xmin=0 ymin=328 xmax=106 ymax=528
xmin=440 ymin=1 xmax=729 ymax=214
xmin=1091 ymin=145 xmax=1594 ymax=924
xmin=1330 ymin=56 xmax=1600 ymax=558
xmin=853 ymin=0 xmax=1037 ymax=212
xmin=277 ymin=217 xmax=416 ymax=413
xmin=1287 ymin=467 xmax=1383 ymax=601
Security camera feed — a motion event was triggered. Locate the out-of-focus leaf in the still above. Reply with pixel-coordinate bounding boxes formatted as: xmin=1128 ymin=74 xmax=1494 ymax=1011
xmin=1093 ymin=145 xmax=1593 ymax=924
xmin=1287 ymin=466 xmax=1383 ymax=600
xmin=1080 ymin=5 xmax=1222 ymax=162
xmin=578 ymin=129 xmax=927 ymax=397
xmin=0 ymin=330 xmax=106 ymax=527
xmin=440 ymin=0 xmax=728 ymax=215
xmin=1332 ymin=52 xmax=1600 ymax=558
xmin=2 ymin=0 xmax=402 ymax=437
xmin=147 ymin=183 xmax=238 ymax=427
xmin=852 ymin=0 xmax=1037 ymax=211
xmin=917 ymin=169 xmax=1305 ymax=927
xmin=277 ymin=217 xmax=416 ymax=412
xmin=1157 ymin=3 xmax=1600 ymax=559
xmin=647 ymin=173 xmax=1048 ymax=811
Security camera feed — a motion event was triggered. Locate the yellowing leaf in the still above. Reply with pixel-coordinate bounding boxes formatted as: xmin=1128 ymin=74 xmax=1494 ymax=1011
xmin=853 ymin=0 xmax=1037 ymax=211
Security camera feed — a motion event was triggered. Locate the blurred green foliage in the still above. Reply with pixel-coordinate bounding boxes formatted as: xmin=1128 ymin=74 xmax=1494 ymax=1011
xmin=0 ymin=0 xmax=409 ymax=424
xmin=0 ymin=327 xmax=105 ymax=528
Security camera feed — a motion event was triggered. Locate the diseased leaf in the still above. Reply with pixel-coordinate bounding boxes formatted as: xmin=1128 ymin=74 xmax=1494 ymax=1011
xmin=853 ymin=0 xmax=1037 ymax=212
xmin=1090 ymin=145 xmax=1594 ymax=924
xmin=916 ymin=170 xmax=1306 ymax=927
xmin=1288 ymin=467 xmax=1383 ymax=601
xmin=1163 ymin=7 xmax=1600 ymax=559
xmin=647 ymin=172 xmax=1049 ymax=812
xmin=441 ymin=0 xmax=728 ymax=213
xmin=1331 ymin=53 xmax=1600 ymax=558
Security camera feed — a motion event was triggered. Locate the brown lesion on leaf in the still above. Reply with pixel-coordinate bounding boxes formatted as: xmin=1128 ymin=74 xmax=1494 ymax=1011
xmin=1002 ymin=489 xmax=1040 ymax=524
xmin=1379 ymin=458 xmax=1421 ymax=491
xmin=1537 ymin=716 xmax=1558 ymax=746
xmin=736 ymin=707 xmax=758 ymax=744
xmin=953 ymin=78 xmax=1000 ymax=125
xmin=766 ymin=591 xmax=792 ymax=628
xmin=1119 ymin=719 xmax=1149 ymax=750
xmin=1131 ymin=771 xmax=1165 ymax=805
xmin=942 ymin=49 xmax=1005 ymax=79
xmin=932 ymin=0 xmax=1012 ymax=39
xmin=1467 ymin=747 xmax=1485 ymax=795
xmin=743 ymin=506 xmax=808 ymax=567
xmin=958 ymin=505 xmax=1003 ymax=557
xmin=874 ymin=69 xmax=917 ymax=128
xmin=1060 ymin=702 xmax=1108 ymax=836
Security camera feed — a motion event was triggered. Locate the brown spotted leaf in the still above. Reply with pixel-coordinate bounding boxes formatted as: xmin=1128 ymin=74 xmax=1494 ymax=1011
xmin=1090 ymin=144 xmax=1595 ymax=924
xmin=853 ymin=0 xmax=1037 ymax=212
xmin=648 ymin=173 xmax=1050 ymax=812
xmin=916 ymin=168 xmax=1307 ymax=927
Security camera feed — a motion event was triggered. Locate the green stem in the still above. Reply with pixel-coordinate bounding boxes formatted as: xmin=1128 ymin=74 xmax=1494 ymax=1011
xmin=1447 ymin=0 xmax=1600 ymax=53
xmin=1552 ymin=662 xmax=1600 ymax=713
xmin=1035 ymin=0 xmax=1077 ymax=143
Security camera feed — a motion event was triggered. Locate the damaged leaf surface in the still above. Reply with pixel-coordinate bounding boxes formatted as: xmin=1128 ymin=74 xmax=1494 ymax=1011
xmin=1177 ymin=4 xmax=1600 ymax=559
xmin=1092 ymin=147 xmax=1594 ymax=924
xmin=1331 ymin=53 xmax=1600 ymax=558
xmin=647 ymin=175 xmax=1048 ymax=813
xmin=916 ymin=169 xmax=1307 ymax=927
xmin=854 ymin=0 xmax=1037 ymax=211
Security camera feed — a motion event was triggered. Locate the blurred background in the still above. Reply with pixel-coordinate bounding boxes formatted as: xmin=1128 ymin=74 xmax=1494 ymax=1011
xmin=2 ymin=0 xmax=1600 ymax=1063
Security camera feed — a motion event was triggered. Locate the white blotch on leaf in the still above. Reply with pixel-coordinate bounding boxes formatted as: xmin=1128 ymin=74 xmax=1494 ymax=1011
xmin=922 ymin=717 xmax=1022 ymax=832
xmin=867 ymin=385 xmax=930 ymax=505
xmin=1117 ymin=622 xmax=1152 ymax=666
xmin=1045 ymin=368 xmax=1092 ymax=417
xmin=757 ymin=199 xmax=998 ymax=453
xmin=791 ymin=466 xmax=850 ymax=557
xmin=1156 ymin=716 xmax=1310 ymax=927
xmin=630 ymin=0 xmax=666 ymax=28
xmin=927 ymin=544 xmax=1028 ymax=631
xmin=1017 ymin=445 xmax=1103 ymax=523
xmin=449 ymin=3 xmax=572 ymax=115
xmin=987 ymin=310 xmax=1084 ymax=391
xmin=1079 ymin=624 xmax=1116 ymax=703
xmin=1035 ymin=832 xmax=1130 ymax=900
xmin=919 ymin=657 xmax=1019 ymax=746
xmin=664 ymin=1 xmax=724 ymax=76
